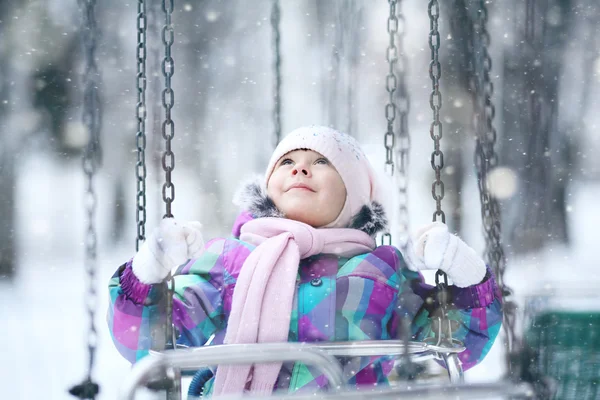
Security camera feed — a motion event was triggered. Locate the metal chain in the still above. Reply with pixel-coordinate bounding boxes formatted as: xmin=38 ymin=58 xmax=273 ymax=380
xmin=135 ymin=0 xmax=148 ymax=251
xmin=472 ymin=0 xmax=517 ymax=373
xmin=382 ymin=0 xmax=411 ymax=250
xmin=428 ymin=0 xmax=445 ymax=224
xmin=161 ymin=0 xmax=175 ymax=219
xmin=474 ymin=0 xmax=503 ymax=287
xmin=384 ymin=5 xmax=416 ymax=380
xmin=80 ymin=0 xmax=101 ymax=383
xmin=434 ymin=270 xmax=450 ymax=337
xmin=70 ymin=0 xmax=101 ymax=398
xmin=380 ymin=0 xmax=397 ymax=250
xmin=395 ymin=0 xmax=411 ymax=248
xmin=160 ymin=5 xmax=180 ymax=400
xmin=271 ymin=0 xmax=282 ymax=147
xmin=384 ymin=0 xmax=398 ymax=177
xmin=160 ymin=0 xmax=177 ymax=350
xmin=427 ymin=0 xmax=454 ymax=346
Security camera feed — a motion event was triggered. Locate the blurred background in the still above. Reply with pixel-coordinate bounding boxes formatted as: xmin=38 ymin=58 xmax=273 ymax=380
xmin=1 ymin=0 xmax=599 ymax=399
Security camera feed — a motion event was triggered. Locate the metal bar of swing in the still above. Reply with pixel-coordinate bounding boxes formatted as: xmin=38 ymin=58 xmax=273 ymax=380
xmin=187 ymin=340 xmax=465 ymax=358
xmin=121 ymin=342 xmax=533 ymax=400
xmin=260 ymin=382 xmax=535 ymax=400
xmin=120 ymin=343 xmax=345 ymax=400
xmin=122 ymin=341 xmax=466 ymax=396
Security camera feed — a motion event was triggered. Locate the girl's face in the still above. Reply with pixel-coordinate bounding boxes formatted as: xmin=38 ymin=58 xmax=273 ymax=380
xmin=267 ymin=149 xmax=347 ymax=227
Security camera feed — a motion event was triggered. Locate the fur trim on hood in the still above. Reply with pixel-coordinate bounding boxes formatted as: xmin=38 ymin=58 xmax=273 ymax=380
xmin=233 ymin=177 xmax=388 ymax=237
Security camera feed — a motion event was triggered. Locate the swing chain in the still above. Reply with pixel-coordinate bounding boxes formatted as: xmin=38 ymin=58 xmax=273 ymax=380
xmin=80 ymin=0 xmax=101 ymax=381
xmin=71 ymin=0 xmax=102 ymax=398
xmin=395 ymin=0 xmax=410 ymax=247
xmin=384 ymin=5 xmax=418 ymax=378
xmin=136 ymin=0 xmax=148 ymax=251
xmin=80 ymin=1 xmax=102 ymax=174
xmin=472 ymin=0 xmax=517 ymax=372
xmin=434 ymin=270 xmax=453 ymax=340
xmin=160 ymin=5 xmax=180 ymax=400
xmin=428 ymin=0 xmax=444 ymax=224
xmin=271 ymin=0 xmax=282 ymax=147
xmin=161 ymin=0 xmax=175 ymax=218
xmin=427 ymin=0 xmax=455 ymax=350
xmin=474 ymin=0 xmax=504 ymax=284
xmin=380 ymin=232 xmax=392 ymax=247
xmin=160 ymin=0 xmax=178 ymax=355
xmin=384 ymin=0 xmax=398 ymax=176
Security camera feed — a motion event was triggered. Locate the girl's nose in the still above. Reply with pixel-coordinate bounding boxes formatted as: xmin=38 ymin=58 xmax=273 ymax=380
xmin=292 ymin=163 xmax=311 ymax=177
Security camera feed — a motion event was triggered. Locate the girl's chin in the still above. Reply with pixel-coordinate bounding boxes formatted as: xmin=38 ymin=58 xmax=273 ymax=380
xmin=283 ymin=209 xmax=326 ymax=227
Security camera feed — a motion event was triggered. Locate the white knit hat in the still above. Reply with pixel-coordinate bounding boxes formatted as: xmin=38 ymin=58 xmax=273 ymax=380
xmin=265 ymin=126 xmax=382 ymax=229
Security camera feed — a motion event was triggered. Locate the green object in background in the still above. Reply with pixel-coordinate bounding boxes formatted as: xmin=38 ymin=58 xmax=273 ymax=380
xmin=524 ymin=312 xmax=600 ymax=400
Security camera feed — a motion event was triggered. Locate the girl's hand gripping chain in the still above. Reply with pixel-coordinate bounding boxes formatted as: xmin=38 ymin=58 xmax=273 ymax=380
xmin=132 ymin=218 xmax=205 ymax=284
xmin=405 ymin=222 xmax=486 ymax=288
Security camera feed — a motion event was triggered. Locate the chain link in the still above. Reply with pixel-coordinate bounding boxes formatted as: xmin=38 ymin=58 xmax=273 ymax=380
xmin=395 ymin=0 xmax=410 ymax=248
xmin=161 ymin=0 xmax=175 ymax=218
xmin=382 ymin=2 xmax=398 ymax=249
xmin=160 ymin=4 xmax=179 ymax=399
xmin=428 ymin=0 xmax=445 ymax=224
xmin=160 ymin=0 xmax=178 ymax=373
xmin=271 ymin=0 xmax=282 ymax=148
xmin=471 ymin=0 xmax=517 ymax=373
xmin=72 ymin=0 xmax=102 ymax=398
xmin=383 ymin=0 xmax=411 ymax=249
xmin=161 ymin=0 xmax=176 ymax=350
xmin=136 ymin=0 xmax=148 ymax=251
xmin=80 ymin=0 xmax=101 ymax=381
xmin=426 ymin=0 xmax=455 ymax=348
xmin=380 ymin=232 xmax=392 ymax=247
xmin=434 ymin=270 xmax=451 ymax=337
xmin=384 ymin=0 xmax=398 ymax=177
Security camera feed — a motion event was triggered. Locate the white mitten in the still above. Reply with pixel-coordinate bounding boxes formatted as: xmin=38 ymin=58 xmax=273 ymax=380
xmin=132 ymin=218 xmax=205 ymax=284
xmin=405 ymin=221 xmax=486 ymax=288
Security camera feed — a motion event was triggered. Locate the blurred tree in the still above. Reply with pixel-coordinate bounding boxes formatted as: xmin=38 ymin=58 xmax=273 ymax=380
xmin=0 ymin=0 xmax=20 ymax=279
xmin=501 ymin=0 xmax=574 ymax=253
xmin=31 ymin=38 xmax=80 ymax=156
xmin=440 ymin=0 xmax=478 ymax=236
xmin=314 ymin=0 xmax=363 ymax=137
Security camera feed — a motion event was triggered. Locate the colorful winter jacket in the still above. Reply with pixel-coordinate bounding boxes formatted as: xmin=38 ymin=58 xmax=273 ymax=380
xmin=107 ymin=214 xmax=503 ymax=394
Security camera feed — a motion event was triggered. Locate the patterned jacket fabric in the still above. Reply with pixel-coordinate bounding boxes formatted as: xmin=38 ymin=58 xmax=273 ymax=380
xmin=107 ymin=213 xmax=503 ymax=394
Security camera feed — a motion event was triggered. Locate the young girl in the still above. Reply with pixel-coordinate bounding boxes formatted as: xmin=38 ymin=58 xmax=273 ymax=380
xmin=108 ymin=126 xmax=502 ymax=396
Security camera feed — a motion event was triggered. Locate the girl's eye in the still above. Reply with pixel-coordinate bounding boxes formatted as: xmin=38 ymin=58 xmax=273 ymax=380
xmin=280 ymin=158 xmax=293 ymax=166
xmin=315 ymin=158 xmax=329 ymax=165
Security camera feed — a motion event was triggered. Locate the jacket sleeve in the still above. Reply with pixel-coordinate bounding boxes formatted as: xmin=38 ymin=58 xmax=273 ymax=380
xmin=393 ymin=247 xmax=504 ymax=372
xmin=341 ymin=245 xmax=503 ymax=386
xmin=106 ymin=238 xmax=228 ymax=363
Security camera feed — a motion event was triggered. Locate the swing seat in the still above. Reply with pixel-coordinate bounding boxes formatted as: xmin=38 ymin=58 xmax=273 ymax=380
xmin=122 ymin=340 xmax=468 ymax=399
xmin=120 ymin=340 xmax=534 ymax=400
xmin=522 ymin=311 xmax=600 ymax=400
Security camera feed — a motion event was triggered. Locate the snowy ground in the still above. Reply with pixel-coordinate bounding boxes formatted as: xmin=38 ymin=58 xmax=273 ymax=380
xmin=1 ymin=152 xmax=598 ymax=400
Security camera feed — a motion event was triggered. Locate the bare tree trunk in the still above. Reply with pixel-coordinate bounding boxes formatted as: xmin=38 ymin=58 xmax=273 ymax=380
xmin=501 ymin=0 xmax=574 ymax=253
xmin=438 ymin=0 xmax=476 ymax=234
xmin=0 ymin=0 xmax=17 ymax=279
xmin=314 ymin=0 xmax=362 ymax=136
xmin=0 ymin=146 xmax=16 ymax=280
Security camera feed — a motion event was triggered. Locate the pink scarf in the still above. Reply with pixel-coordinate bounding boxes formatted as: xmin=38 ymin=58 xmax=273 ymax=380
xmin=212 ymin=217 xmax=376 ymax=396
